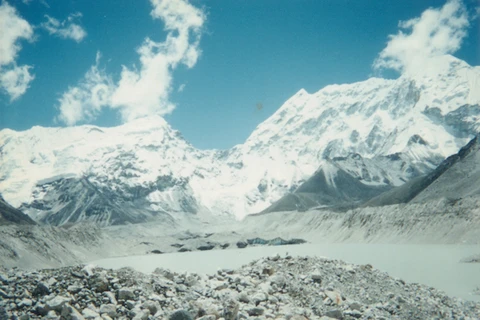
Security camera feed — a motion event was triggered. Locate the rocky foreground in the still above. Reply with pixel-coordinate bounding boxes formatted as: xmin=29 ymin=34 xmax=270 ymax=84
xmin=1 ymin=256 xmax=479 ymax=320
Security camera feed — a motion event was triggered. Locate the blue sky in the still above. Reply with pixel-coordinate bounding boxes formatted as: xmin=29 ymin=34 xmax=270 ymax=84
xmin=0 ymin=0 xmax=479 ymax=149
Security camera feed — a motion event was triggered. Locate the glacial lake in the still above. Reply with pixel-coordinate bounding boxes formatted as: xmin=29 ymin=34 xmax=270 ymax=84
xmin=91 ymin=244 xmax=480 ymax=302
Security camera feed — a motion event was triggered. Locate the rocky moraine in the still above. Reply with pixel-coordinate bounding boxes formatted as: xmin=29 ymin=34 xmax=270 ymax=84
xmin=1 ymin=256 xmax=479 ymax=320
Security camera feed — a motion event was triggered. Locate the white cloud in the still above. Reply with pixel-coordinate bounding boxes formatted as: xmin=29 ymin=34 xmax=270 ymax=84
xmin=57 ymin=0 xmax=205 ymax=125
xmin=0 ymin=1 xmax=34 ymax=101
xmin=178 ymin=83 xmax=186 ymax=92
xmin=373 ymin=0 xmax=470 ymax=75
xmin=57 ymin=53 xmax=113 ymax=125
xmin=0 ymin=64 xmax=34 ymax=100
xmin=42 ymin=13 xmax=87 ymax=42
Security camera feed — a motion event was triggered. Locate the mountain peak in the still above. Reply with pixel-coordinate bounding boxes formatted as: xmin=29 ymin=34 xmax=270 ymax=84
xmin=1 ymin=56 xmax=480 ymax=222
xmin=403 ymin=54 xmax=472 ymax=79
xmin=116 ymin=115 xmax=171 ymax=133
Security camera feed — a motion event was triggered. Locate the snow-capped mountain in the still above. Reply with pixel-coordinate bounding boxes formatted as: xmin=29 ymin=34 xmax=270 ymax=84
xmin=261 ymin=158 xmax=393 ymax=214
xmin=261 ymin=152 xmax=429 ymax=214
xmin=0 ymin=54 xmax=479 ymax=224
xmin=364 ymin=133 xmax=480 ymax=208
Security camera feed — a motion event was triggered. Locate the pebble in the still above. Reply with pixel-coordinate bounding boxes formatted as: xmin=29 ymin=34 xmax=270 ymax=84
xmin=0 ymin=257 xmax=477 ymax=319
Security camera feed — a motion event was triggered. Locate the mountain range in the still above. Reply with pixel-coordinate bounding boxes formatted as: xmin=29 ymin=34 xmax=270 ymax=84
xmin=1 ymin=54 xmax=479 ymax=226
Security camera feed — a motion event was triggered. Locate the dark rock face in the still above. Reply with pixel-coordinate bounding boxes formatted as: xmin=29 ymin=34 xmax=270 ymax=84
xmin=236 ymin=241 xmax=248 ymax=249
xmin=423 ymin=104 xmax=480 ymax=139
xmin=197 ymin=244 xmax=215 ymax=251
xmin=246 ymin=237 xmax=307 ymax=246
xmin=262 ymin=157 xmax=393 ymax=214
xmin=19 ymin=177 xmax=176 ymax=227
xmin=365 ymin=134 xmax=480 ymax=207
xmin=0 ymin=194 xmax=35 ymax=226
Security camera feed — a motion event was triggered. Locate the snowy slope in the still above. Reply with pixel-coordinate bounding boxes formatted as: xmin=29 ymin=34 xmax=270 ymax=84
xmin=411 ymin=134 xmax=480 ymax=203
xmin=261 ymin=152 xmax=428 ymax=214
xmin=261 ymin=158 xmax=392 ymax=213
xmin=360 ymin=133 xmax=480 ymax=208
xmin=0 ymin=54 xmax=479 ymax=223
xmin=220 ymin=55 xmax=480 ymax=215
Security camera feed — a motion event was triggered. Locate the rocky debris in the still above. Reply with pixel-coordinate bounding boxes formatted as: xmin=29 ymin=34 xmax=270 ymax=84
xmin=177 ymin=231 xmax=201 ymax=241
xmin=166 ymin=236 xmax=308 ymax=255
xmin=149 ymin=250 xmax=163 ymax=254
xmin=461 ymin=254 xmax=480 ymax=263
xmin=169 ymin=309 xmax=193 ymax=319
xmin=0 ymin=256 xmax=479 ymax=319
xmin=197 ymin=244 xmax=215 ymax=251
xmin=247 ymin=237 xmax=307 ymax=246
xmin=236 ymin=241 xmax=248 ymax=249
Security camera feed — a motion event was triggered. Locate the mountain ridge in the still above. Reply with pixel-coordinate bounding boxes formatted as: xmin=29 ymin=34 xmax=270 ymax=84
xmin=1 ymin=54 xmax=479 ymax=224
xmin=363 ymin=133 xmax=480 ymax=208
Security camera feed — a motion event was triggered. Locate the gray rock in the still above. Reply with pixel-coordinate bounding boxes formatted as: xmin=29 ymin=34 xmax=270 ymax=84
xmin=238 ymin=292 xmax=250 ymax=303
xmin=118 ymin=288 xmax=135 ymax=300
xmin=247 ymin=307 xmax=264 ymax=316
xmin=82 ymin=308 xmax=100 ymax=319
xmin=71 ymin=271 xmax=85 ymax=279
xmin=197 ymin=244 xmax=215 ymax=251
xmin=252 ymin=292 xmax=267 ymax=304
xmin=46 ymin=296 xmax=71 ymax=312
xmin=142 ymin=300 xmax=158 ymax=315
xmin=67 ymin=285 xmax=82 ymax=293
xmin=0 ymin=289 xmax=9 ymax=299
xmin=125 ymin=300 xmax=136 ymax=309
xmin=99 ymin=304 xmax=117 ymax=318
xmin=0 ymin=307 xmax=7 ymax=320
xmin=103 ymin=291 xmax=117 ymax=305
xmin=169 ymin=309 xmax=193 ymax=320
xmin=0 ymin=273 xmax=8 ymax=284
xmin=61 ymin=304 xmax=85 ymax=320
xmin=348 ymin=302 xmax=362 ymax=311
xmin=460 ymin=254 xmax=480 ymax=263
xmin=344 ymin=309 xmax=362 ymax=318
xmin=17 ymin=299 xmax=32 ymax=308
xmin=132 ymin=309 xmax=150 ymax=320
xmin=89 ymin=275 xmax=109 ymax=292
xmin=33 ymin=282 xmax=50 ymax=296
xmin=291 ymin=316 xmax=308 ymax=320
xmin=35 ymin=303 xmax=48 ymax=316
xmin=236 ymin=241 xmax=248 ymax=249
xmin=153 ymin=268 xmax=175 ymax=281
xmin=325 ymin=289 xmax=342 ymax=305
xmin=324 ymin=309 xmax=344 ymax=319
xmin=223 ymin=298 xmax=239 ymax=320
xmin=311 ymin=269 xmax=322 ymax=283
xmin=45 ymin=310 xmax=59 ymax=319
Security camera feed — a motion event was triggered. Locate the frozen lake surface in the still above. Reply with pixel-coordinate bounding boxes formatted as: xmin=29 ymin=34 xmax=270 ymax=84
xmin=91 ymin=243 xmax=480 ymax=302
